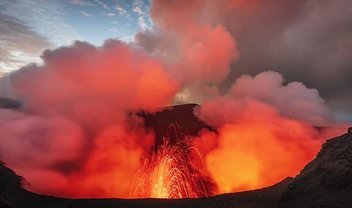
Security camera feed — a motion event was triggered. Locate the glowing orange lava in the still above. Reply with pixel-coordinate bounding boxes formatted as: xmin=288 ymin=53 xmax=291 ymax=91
xmin=132 ymin=139 xmax=209 ymax=199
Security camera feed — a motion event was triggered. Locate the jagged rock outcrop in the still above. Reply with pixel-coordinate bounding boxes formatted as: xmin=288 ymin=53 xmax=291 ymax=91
xmin=280 ymin=129 xmax=352 ymax=207
xmin=0 ymin=162 xmax=25 ymax=199
xmin=139 ymin=104 xmax=215 ymax=147
xmin=0 ymin=160 xmax=292 ymax=208
xmin=0 ymin=162 xmax=58 ymax=208
xmin=0 ymin=97 xmax=21 ymax=108
xmin=0 ymin=197 xmax=12 ymax=208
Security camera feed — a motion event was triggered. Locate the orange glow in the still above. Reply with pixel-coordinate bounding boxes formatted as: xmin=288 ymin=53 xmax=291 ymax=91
xmin=132 ymin=139 xmax=209 ymax=198
xmin=0 ymin=0 xmax=342 ymax=201
xmin=195 ymin=101 xmax=322 ymax=193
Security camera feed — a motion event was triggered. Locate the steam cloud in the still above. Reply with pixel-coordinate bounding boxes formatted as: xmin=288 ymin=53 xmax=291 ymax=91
xmin=0 ymin=0 xmax=349 ymax=198
xmin=0 ymin=40 xmax=178 ymax=197
xmin=194 ymin=71 xmax=333 ymax=192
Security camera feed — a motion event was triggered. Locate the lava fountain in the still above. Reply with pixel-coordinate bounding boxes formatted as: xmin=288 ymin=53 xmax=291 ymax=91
xmin=132 ymin=138 xmax=210 ymax=199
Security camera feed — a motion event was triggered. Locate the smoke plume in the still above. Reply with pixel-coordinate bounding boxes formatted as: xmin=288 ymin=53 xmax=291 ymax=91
xmin=0 ymin=40 xmax=178 ymax=197
xmin=0 ymin=0 xmax=349 ymax=198
xmin=194 ymin=71 xmax=334 ymax=193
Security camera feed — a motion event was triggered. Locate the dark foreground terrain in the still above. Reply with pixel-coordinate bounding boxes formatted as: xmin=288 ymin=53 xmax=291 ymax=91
xmin=0 ymin=129 xmax=352 ymax=208
xmin=1 ymin=99 xmax=352 ymax=207
xmin=280 ymin=128 xmax=352 ymax=207
xmin=1 ymin=129 xmax=352 ymax=208
xmin=0 ymin=161 xmax=292 ymax=208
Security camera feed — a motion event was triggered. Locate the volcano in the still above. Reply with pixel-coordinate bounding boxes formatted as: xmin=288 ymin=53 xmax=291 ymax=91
xmin=138 ymin=103 xmax=215 ymax=147
xmin=1 ymin=103 xmax=352 ymax=207
xmin=1 ymin=129 xmax=352 ymax=208
xmin=0 ymin=97 xmax=21 ymax=108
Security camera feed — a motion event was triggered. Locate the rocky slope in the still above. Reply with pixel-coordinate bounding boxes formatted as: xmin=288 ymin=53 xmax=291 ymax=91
xmin=138 ymin=103 xmax=215 ymax=147
xmin=0 ymin=160 xmax=291 ymax=208
xmin=0 ymin=97 xmax=21 ymax=108
xmin=1 ymin=128 xmax=351 ymax=208
xmin=280 ymin=129 xmax=352 ymax=207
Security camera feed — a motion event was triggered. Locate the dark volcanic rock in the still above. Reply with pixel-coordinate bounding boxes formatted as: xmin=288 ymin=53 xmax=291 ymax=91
xmin=0 ymin=162 xmax=63 ymax=208
xmin=280 ymin=128 xmax=352 ymax=207
xmin=0 ymin=97 xmax=21 ymax=108
xmin=139 ymin=104 xmax=215 ymax=147
xmin=0 ymin=197 xmax=12 ymax=208
xmin=0 ymin=161 xmax=292 ymax=208
xmin=0 ymin=162 xmax=25 ymax=199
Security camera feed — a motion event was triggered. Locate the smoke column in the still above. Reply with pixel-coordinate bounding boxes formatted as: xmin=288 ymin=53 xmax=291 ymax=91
xmin=0 ymin=0 xmax=347 ymax=198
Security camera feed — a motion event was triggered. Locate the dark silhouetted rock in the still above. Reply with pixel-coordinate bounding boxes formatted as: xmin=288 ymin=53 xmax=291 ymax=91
xmin=139 ymin=104 xmax=216 ymax=147
xmin=0 ymin=197 xmax=12 ymax=208
xmin=280 ymin=130 xmax=352 ymax=207
xmin=0 ymin=97 xmax=21 ymax=108
xmin=0 ymin=164 xmax=291 ymax=208
xmin=0 ymin=162 xmax=24 ymax=198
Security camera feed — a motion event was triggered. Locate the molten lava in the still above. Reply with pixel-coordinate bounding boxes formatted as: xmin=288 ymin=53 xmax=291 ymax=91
xmin=132 ymin=139 xmax=209 ymax=199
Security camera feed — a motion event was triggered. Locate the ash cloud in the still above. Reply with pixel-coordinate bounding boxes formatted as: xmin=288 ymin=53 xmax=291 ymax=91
xmin=194 ymin=71 xmax=335 ymax=193
xmin=0 ymin=40 xmax=179 ymax=197
xmin=0 ymin=0 xmax=350 ymax=198
xmin=137 ymin=0 xmax=352 ymax=117
xmin=219 ymin=0 xmax=352 ymax=115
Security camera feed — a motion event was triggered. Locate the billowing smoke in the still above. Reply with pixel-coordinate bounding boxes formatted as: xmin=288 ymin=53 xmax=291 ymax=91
xmin=136 ymin=0 xmax=238 ymax=102
xmin=0 ymin=0 xmax=349 ymax=199
xmin=0 ymin=40 xmax=179 ymax=197
xmin=198 ymin=71 xmax=334 ymax=127
xmin=209 ymin=0 xmax=352 ymax=115
xmin=194 ymin=71 xmax=334 ymax=193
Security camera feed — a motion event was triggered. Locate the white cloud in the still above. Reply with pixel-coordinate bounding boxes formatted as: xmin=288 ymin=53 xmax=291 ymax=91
xmin=0 ymin=0 xmax=82 ymax=72
xmin=125 ymin=13 xmax=132 ymax=22
xmin=131 ymin=0 xmax=151 ymax=29
xmin=94 ymin=0 xmax=110 ymax=10
xmin=69 ymin=0 xmax=96 ymax=7
xmin=1 ymin=0 xmax=82 ymax=46
xmin=119 ymin=35 xmax=134 ymax=43
xmin=132 ymin=0 xmax=144 ymax=7
xmin=103 ymin=12 xmax=116 ymax=17
xmin=115 ymin=5 xmax=127 ymax=15
xmin=138 ymin=16 xmax=148 ymax=31
xmin=132 ymin=6 xmax=144 ymax=15
xmin=79 ymin=11 xmax=93 ymax=17
xmin=108 ymin=28 xmax=119 ymax=33
xmin=0 ymin=47 xmax=44 ymax=73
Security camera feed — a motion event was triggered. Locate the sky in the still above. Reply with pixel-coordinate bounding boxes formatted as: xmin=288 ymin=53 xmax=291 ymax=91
xmin=0 ymin=0 xmax=152 ymax=73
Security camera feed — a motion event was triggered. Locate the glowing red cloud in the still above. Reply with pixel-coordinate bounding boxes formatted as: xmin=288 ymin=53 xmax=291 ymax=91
xmin=138 ymin=0 xmax=238 ymax=85
xmin=0 ymin=0 xmax=347 ymax=200
xmin=195 ymin=101 xmax=321 ymax=193
xmin=194 ymin=71 xmax=335 ymax=193
xmin=0 ymin=40 xmax=179 ymax=198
